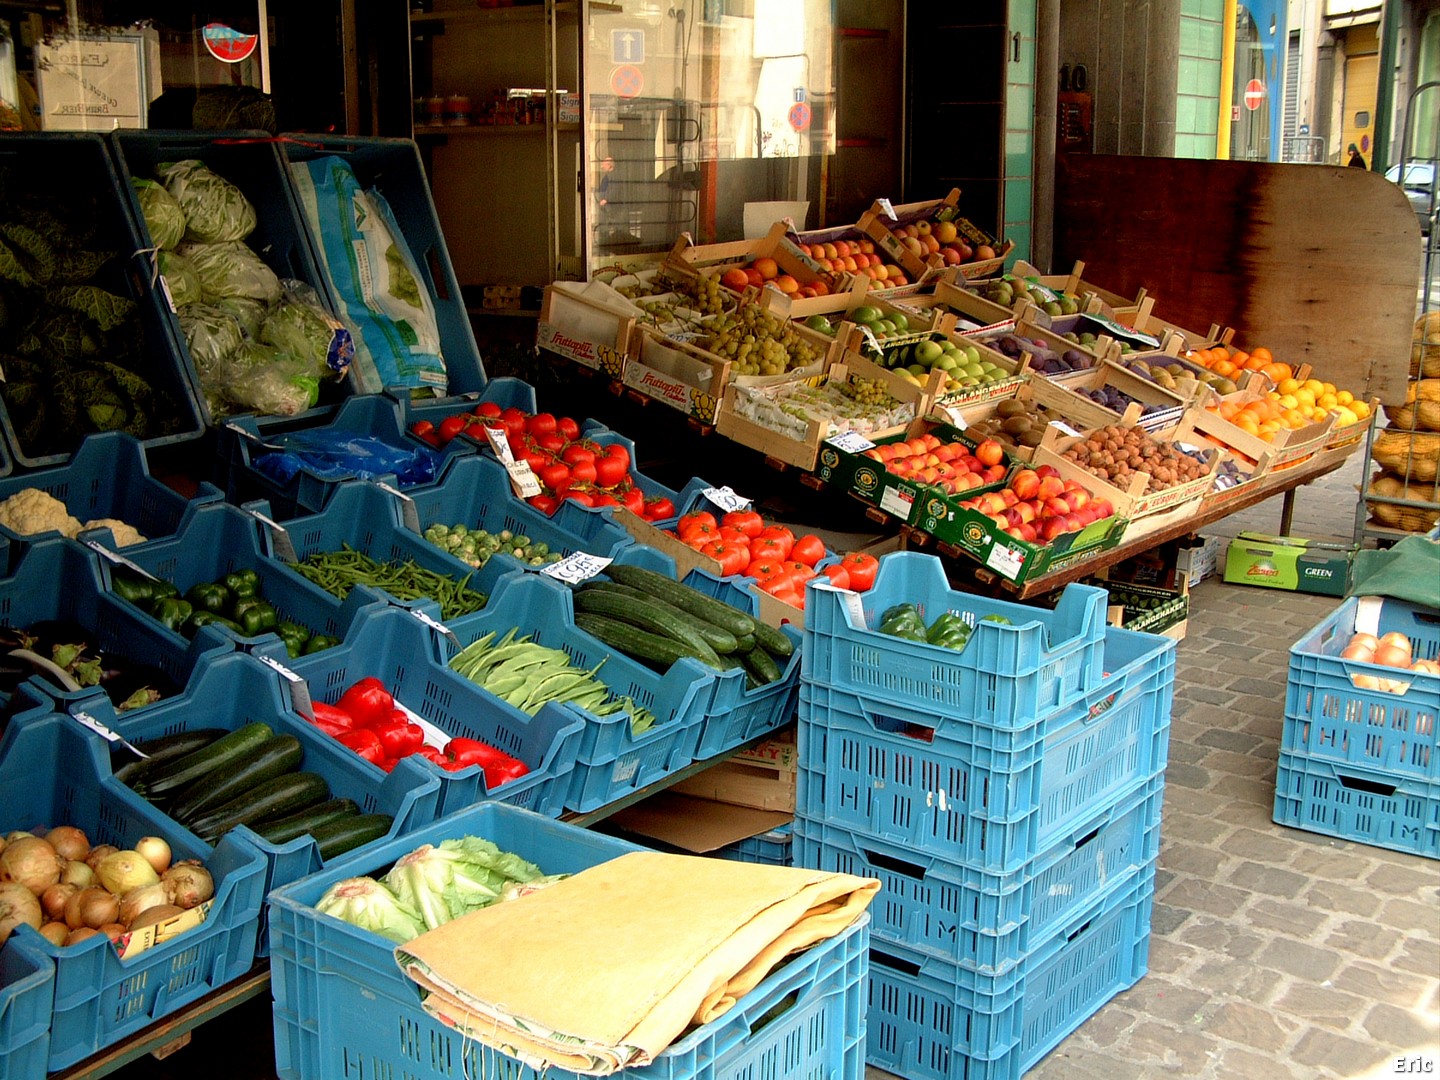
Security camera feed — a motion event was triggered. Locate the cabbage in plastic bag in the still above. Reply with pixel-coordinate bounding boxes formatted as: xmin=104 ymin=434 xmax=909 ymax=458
xmin=213 ymin=296 xmax=268 ymax=339
xmin=178 ymin=303 xmax=245 ymax=372
xmin=180 ymin=240 xmax=282 ymax=306
xmin=132 ymin=178 xmax=186 ymax=250
xmin=158 ymin=250 xmax=204 ymax=308
xmin=155 ymin=159 xmax=257 ymax=244
xmin=261 ymin=289 xmax=352 ymax=382
xmin=215 ymin=342 xmax=320 ymax=417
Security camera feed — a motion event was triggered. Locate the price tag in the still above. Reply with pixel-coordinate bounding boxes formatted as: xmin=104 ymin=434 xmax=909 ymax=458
xmin=1022 ymin=277 xmax=1058 ymax=303
xmin=256 ymin=654 xmax=314 ymax=717
xmin=409 ymin=606 xmax=461 ymax=649
xmin=392 ymin=698 xmax=450 ymax=751
xmin=84 ymin=539 xmax=160 ymax=581
xmin=934 ymin=404 xmax=968 ymax=429
xmin=505 ymin=460 xmax=543 ymax=499
xmin=877 ymin=198 xmax=897 ymax=220
xmin=826 ymin=431 xmax=876 ymax=454
xmin=701 ymin=485 xmax=752 ymax=513
xmin=842 ymin=588 xmax=867 ymax=624
xmin=879 ymin=485 xmax=914 ymax=518
xmin=985 ymin=541 xmax=1027 ymax=581
xmin=483 ymin=423 xmax=516 ymax=465
xmin=243 ymin=508 xmax=299 ymax=564
xmin=375 ymin=481 xmax=422 ymax=533
xmin=1051 ymin=421 xmax=1084 ymax=438
xmin=72 ymin=711 xmax=150 ymax=758
xmin=542 ymin=552 xmax=614 ymax=584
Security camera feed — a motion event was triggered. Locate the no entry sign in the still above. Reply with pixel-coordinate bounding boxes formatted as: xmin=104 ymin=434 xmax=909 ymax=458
xmin=1244 ymin=79 xmax=1265 ymax=111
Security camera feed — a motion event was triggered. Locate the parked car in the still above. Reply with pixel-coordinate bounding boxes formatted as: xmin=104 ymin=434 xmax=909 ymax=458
xmin=1385 ymin=160 xmax=1436 ymax=234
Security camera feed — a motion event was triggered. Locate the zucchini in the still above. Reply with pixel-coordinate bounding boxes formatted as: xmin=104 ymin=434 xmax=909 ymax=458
xmin=575 ymin=612 xmax=721 ymax=671
xmin=579 ymin=582 xmax=740 ymax=653
xmin=311 ymin=813 xmax=394 ymax=861
xmin=112 ymin=728 xmax=228 ymax=786
xmin=749 ymin=619 xmax=795 ymax=659
xmin=740 ymin=645 xmax=784 ymax=686
xmin=169 ymin=735 xmax=305 ymax=825
xmin=133 ymin=721 xmax=273 ymax=799
xmin=603 ymin=564 xmax=757 ymax=639
xmin=190 ymin=772 xmax=331 ymax=843
xmin=251 ymin=798 xmax=360 ymax=845
xmin=572 ymin=589 xmax=722 ymax=666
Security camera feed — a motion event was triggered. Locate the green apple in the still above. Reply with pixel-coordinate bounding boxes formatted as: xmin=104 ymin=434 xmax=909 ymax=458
xmin=804 ymin=314 xmax=834 ymax=334
xmin=890 ymin=312 xmax=909 ymax=333
xmin=935 ymin=354 xmax=958 ymax=372
xmin=913 ymin=340 xmax=944 ymax=367
xmin=851 ymin=305 xmax=883 ymax=325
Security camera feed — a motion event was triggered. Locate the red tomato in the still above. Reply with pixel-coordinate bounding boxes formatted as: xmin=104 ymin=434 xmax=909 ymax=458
xmin=602 ymin=443 xmax=631 ymax=470
xmin=594 ymin=455 xmax=629 ymax=488
xmin=700 ymin=539 xmax=749 ymax=576
xmin=643 ymin=496 xmax=676 ymax=521
xmin=527 ymin=494 xmax=558 ymax=514
xmin=474 ymin=401 xmax=503 ymax=419
xmin=569 ymin=460 xmax=598 ymax=485
xmin=785 ymin=560 xmax=817 ymax=583
xmin=536 ymin=432 xmax=568 ymax=454
xmin=525 ymin=412 xmax=558 ymax=437
xmin=438 ymin=414 xmax=468 ymax=444
xmin=721 ymin=509 xmax=764 ymax=538
xmin=747 ymin=559 xmax=788 ymax=584
xmin=557 ymin=415 xmax=581 ymax=441
xmin=759 ymin=576 xmax=802 ymax=605
xmin=683 ymin=524 xmax=719 ymax=549
xmin=538 ymin=462 xmax=571 ymax=491
xmin=820 ymin=563 xmax=851 ymax=589
xmin=678 ymin=511 xmax=718 ymax=536
xmin=561 ymin=443 xmax=596 ymax=466
xmin=840 ymin=552 xmax=879 ymax=591
xmin=619 ymin=486 xmax=646 ymax=515
xmin=756 ymin=525 xmax=795 ymax=559
xmin=751 ymin=536 xmax=789 ymax=561
xmin=717 ymin=526 xmax=753 ymax=547
xmin=790 ymin=534 xmax=826 ymax=567
xmin=590 ymin=491 xmax=620 ymax=508
xmin=562 ymin=490 xmax=595 ymax=507
xmin=500 ymin=407 xmax=527 ymax=438
xmin=521 ymin=449 xmax=551 ymax=472
xmin=411 ymin=420 xmax=435 ymax=438
xmin=414 ymin=430 xmax=441 ymax=448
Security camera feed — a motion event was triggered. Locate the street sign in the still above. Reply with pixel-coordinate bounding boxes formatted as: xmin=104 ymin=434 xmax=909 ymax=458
xmin=611 ymin=28 xmax=644 ymax=65
xmin=610 ymin=65 xmax=643 ymax=99
xmin=788 ymin=102 xmax=811 ymax=131
xmin=1244 ymin=79 xmax=1265 ymax=111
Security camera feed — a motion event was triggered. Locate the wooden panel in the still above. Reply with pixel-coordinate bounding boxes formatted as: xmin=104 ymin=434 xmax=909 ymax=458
xmin=1054 ymin=154 xmax=1420 ymax=404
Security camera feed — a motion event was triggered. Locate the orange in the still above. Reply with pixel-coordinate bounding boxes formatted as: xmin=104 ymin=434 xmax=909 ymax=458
xmin=1213 ymin=359 xmax=1237 ymax=378
xmin=1249 ymin=346 xmax=1273 ymax=363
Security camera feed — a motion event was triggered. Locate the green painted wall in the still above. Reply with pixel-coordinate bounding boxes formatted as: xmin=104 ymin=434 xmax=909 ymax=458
xmin=1005 ymin=0 xmax=1037 ymax=262
xmin=1175 ymin=0 xmax=1225 ymax=158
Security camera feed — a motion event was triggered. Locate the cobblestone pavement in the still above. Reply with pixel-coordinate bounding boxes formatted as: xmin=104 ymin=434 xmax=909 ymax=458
xmin=868 ymin=455 xmax=1440 ymax=1080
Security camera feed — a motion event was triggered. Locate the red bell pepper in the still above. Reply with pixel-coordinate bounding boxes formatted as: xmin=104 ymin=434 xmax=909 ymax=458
xmin=372 ymin=708 xmax=426 ymax=759
xmin=336 ymin=727 xmax=389 ymax=766
xmin=306 ymin=701 xmax=356 ymax=736
xmin=443 ymin=736 xmax=530 ymax=789
xmin=413 ymin=745 xmax=448 ymax=767
xmin=336 ymin=677 xmax=395 ymax=729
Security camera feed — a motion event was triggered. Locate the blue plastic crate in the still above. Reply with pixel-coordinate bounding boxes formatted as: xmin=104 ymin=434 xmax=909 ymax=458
xmin=794 ymin=773 xmax=1163 ymax=972
xmin=404 ymin=452 xmax=635 ymax=567
xmin=0 ymin=935 xmax=53 ymax=1080
xmin=278 ymin=136 xmax=488 ymax=399
xmin=798 ymin=626 xmax=1174 ymax=874
xmin=267 ymin=799 xmax=867 ymax=1080
xmin=0 ymin=433 xmax=222 ymax=565
xmin=0 ymin=133 xmax=207 ymax=469
xmin=803 ymin=552 xmax=1109 ymax=729
xmin=1284 ymin=596 xmax=1440 ymax=783
xmin=443 ymin=570 xmax=710 ymax=813
xmin=611 ymin=546 xmax=805 ymax=761
xmin=0 ymin=714 xmax=266 ymax=1070
xmin=286 ymin=603 xmax=584 ymax=818
xmin=89 ymin=648 xmax=443 ymax=949
xmin=95 ymin=500 xmax=388 ymax=667
xmin=865 ymin=867 xmax=1154 ymax=1080
xmin=716 ymin=822 xmax=793 ymax=867
xmin=109 ymin=130 xmax=344 ymax=429
xmin=0 ymin=539 xmax=227 ymax=716
xmin=1272 ymin=749 xmax=1440 ymax=859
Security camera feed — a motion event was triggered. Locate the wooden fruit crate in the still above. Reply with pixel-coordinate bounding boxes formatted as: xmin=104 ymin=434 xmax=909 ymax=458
xmin=855 ymin=189 xmax=1015 ymax=281
xmin=666 ymin=221 xmax=848 ymax=299
xmin=1028 ymin=358 xmax=1190 ymax=432
xmin=1185 ymin=389 xmax=1337 ymax=470
xmin=1009 ymin=259 xmax=1153 ymax=321
xmin=535 ymin=283 xmax=635 ymax=378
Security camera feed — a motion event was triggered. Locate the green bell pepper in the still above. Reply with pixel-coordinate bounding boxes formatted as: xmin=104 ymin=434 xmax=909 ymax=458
xmin=878 ymin=602 xmax=927 ymax=642
xmin=303 ymin=634 xmax=340 ymax=655
xmin=223 ymin=569 xmax=259 ymax=599
xmin=232 ymin=598 xmax=278 ymax=636
xmin=185 ymin=610 xmax=244 ymax=636
xmin=152 ymin=597 xmax=194 ymax=633
xmin=150 ymin=579 xmax=179 ymax=602
xmin=185 ymin=582 xmax=231 ymax=614
xmin=926 ymin=612 xmax=973 ymax=652
xmin=111 ymin=572 xmax=155 ymax=605
xmin=275 ymin=620 xmax=312 ymax=659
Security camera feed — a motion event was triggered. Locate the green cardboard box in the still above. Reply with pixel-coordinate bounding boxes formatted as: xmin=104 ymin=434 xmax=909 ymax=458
xmin=1222 ymin=532 xmax=1357 ymax=596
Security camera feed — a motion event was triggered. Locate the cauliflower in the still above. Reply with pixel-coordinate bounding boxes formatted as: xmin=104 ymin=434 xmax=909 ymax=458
xmin=0 ymin=488 xmax=84 ymax=538
xmin=82 ymin=519 xmax=148 ymax=547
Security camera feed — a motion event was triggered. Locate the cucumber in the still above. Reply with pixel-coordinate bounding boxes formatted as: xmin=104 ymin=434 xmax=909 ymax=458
xmin=579 ymin=582 xmax=740 ymax=653
xmin=190 ymin=772 xmax=330 ymax=843
xmin=749 ymin=619 xmax=795 ymax=659
xmin=112 ymin=728 xmax=228 ymax=786
xmin=603 ymin=564 xmax=757 ymax=638
xmin=572 ymin=589 xmax=722 ymax=666
xmin=740 ymin=645 xmax=784 ymax=686
xmin=251 ymin=798 xmax=360 ymax=845
xmin=575 ymin=612 xmax=721 ymax=671
xmin=311 ymin=813 xmax=394 ymax=861
xmin=169 ymin=735 xmax=305 ymax=825
xmin=133 ymin=721 xmax=273 ymax=799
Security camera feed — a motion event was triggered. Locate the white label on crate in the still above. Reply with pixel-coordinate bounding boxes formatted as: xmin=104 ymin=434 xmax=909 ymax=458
xmin=1354 ymin=596 xmax=1384 ymax=638
xmin=542 ymin=552 xmax=613 ymax=584
xmin=256 ymin=654 xmax=302 ymax=683
xmin=71 ymin=711 xmax=122 ymax=744
xmin=826 ymin=431 xmax=876 ymax=454
xmin=1086 ymin=314 xmax=1160 ymax=348
xmin=393 ymin=698 xmax=450 ymax=751
xmin=985 ymin=541 xmax=1026 ymax=581
xmin=877 ymin=198 xmax=897 ymax=220
xmin=83 ymin=540 xmax=159 ymax=581
xmin=841 ymin=588 xmax=867 ymax=625
xmin=701 ymin=485 xmax=751 ymax=513
xmin=158 ymin=275 xmax=177 ymax=313
xmin=483 ymin=424 xmax=516 ymax=465
xmin=1051 ymin=421 xmax=1083 ymax=439
xmin=879 ymin=485 xmax=914 ymax=519
xmin=505 ymin=460 xmax=543 ymax=499
xmin=409 ymin=606 xmax=461 ymax=648
xmin=1021 ymin=278 xmax=1059 ymax=302
xmin=245 ymin=510 xmax=298 ymax=564
xmin=256 ymin=655 xmax=315 ymax=716
xmin=375 ymin=481 xmax=422 ymax=533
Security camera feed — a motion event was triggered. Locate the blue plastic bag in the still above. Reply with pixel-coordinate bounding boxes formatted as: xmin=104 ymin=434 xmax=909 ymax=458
xmin=254 ymin=431 xmax=445 ymax=488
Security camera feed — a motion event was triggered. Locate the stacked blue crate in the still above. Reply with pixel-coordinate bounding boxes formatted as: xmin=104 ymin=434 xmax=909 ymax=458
xmin=796 ymin=552 xmax=1176 ymax=1078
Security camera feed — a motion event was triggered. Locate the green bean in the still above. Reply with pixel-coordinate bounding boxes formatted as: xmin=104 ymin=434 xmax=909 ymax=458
xmin=290 ymin=544 xmax=488 ymax=621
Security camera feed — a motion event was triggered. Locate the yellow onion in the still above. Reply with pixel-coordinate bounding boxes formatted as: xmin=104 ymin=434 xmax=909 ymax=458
xmin=38 ymin=921 xmax=69 ymax=946
xmin=85 ymin=844 xmax=119 ymax=871
xmin=65 ymin=927 xmax=100 ymax=947
xmin=95 ymin=850 xmax=160 ymax=897
xmin=161 ymin=861 xmax=214 ymax=909
xmin=0 ymin=881 xmax=42 ymax=946
xmin=60 ymin=860 xmax=94 ymax=889
xmin=98 ymin=922 xmax=127 ymax=944
xmin=0 ymin=836 xmax=62 ymax=894
xmin=128 ymin=904 xmax=185 ymax=931
xmin=65 ymin=886 xmax=119 ymax=931
xmin=134 ymin=837 xmax=172 ymax=876
xmin=40 ymin=882 xmax=78 ymax=922
xmin=118 ymin=884 xmax=171 ymax=927
xmin=44 ymin=826 xmax=90 ymax=863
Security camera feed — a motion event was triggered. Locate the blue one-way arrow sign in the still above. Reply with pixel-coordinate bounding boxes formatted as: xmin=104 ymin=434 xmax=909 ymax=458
xmin=611 ymin=28 xmax=644 ymax=64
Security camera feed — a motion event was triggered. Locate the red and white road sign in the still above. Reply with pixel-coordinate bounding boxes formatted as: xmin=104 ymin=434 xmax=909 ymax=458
xmin=1243 ymin=79 xmax=1265 ymax=111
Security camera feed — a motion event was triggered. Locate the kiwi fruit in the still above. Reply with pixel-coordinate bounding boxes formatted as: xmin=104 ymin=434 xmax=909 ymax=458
xmin=996 ymin=399 xmax=1029 ymax=418
xmin=1001 ymin=415 xmax=1035 ymax=436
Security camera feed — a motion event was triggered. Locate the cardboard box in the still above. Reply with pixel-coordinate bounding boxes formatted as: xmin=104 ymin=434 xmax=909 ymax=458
xmin=603 ymin=792 xmax=793 ymax=855
xmin=672 ymin=729 xmax=797 ymax=812
xmin=1100 ymin=579 xmax=1190 ymax=639
xmin=1222 ymin=532 xmax=1357 ymax=596
xmin=536 ymin=282 xmax=635 ymax=377
xmin=1175 ymin=535 xmax=1220 ymax=587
